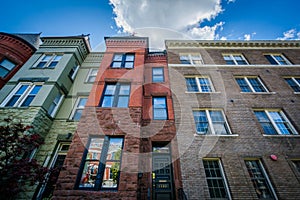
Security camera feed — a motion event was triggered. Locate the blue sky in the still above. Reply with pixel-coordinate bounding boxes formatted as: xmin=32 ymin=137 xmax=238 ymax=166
xmin=1 ymin=0 xmax=300 ymax=51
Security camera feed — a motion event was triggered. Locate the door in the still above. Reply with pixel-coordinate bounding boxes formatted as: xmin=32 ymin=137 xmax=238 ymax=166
xmin=152 ymin=145 xmax=175 ymax=200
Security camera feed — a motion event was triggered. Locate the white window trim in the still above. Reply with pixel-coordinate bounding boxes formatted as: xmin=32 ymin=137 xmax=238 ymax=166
xmin=180 ymin=53 xmax=204 ymax=65
xmin=257 ymin=109 xmax=298 ymax=135
xmin=236 ymin=76 xmax=269 ymax=93
xmin=223 ymin=54 xmax=249 ymax=65
xmin=85 ymin=68 xmax=98 ymax=83
xmin=203 ymin=158 xmax=232 ymax=200
xmin=69 ymin=96 xmax=88 ymax=120
xmin=186 ymin=76 xmax=215 ymax=93
xmin=69 ymin=64 xmax=80 ymax=80
xmin=245 ymin=159 xmax=278 ymax=200
xmin=33 ymin=54 xmax=63 ymax=68
xmin=0 ymin=82 xmax=43 ymax=107
xmin=49 ymin=92 xmax=64 ymax=117
xmin=194 ymin=109 xmax=232 ymax=135
xmin=267 ymin=54 xmax=292 ymax=65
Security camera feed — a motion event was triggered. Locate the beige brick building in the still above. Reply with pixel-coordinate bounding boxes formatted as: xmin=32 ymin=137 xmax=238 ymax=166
xmin=166 ymin=40 xmax=300 ymax=200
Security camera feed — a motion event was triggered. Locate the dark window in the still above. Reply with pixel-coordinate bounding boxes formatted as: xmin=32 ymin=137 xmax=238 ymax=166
xmin=264 ymin=54 xmax=291 ymax=65
xmin=111 ymin=53 xmax=135 ymax=69
xmin=153 ymin=97 xmax=168 ymax=120
xmin=71 ymin=97 xmax=88 ymax=121
xmin=186 ymin=77 xmax=213 ymax=92
xmin=69 ymin=62 xmax=79 ymax=80
xmin=0 ymin=58 xmax=16 ymax=78
xmin=292 ymin=160 xmax=300 ymax=174
xmin=285 ymin=77 xmax=300 ymax=92
xmin=78 ymin=137 xmax=124 ymax=190
xmin=245 ymin=160 xmax=276 ymax=199
xmin=236 ymin=77 xmax=268 ymax=93
xmin=203 ymin=159 xmax=231 ymax=199
xmin=35 ymin=54 xmax=62 ymax=69
xmin=100 ymin=83 xmax=130 ymax=108
xmin=152 ymin=67 xmax=164 ymax=83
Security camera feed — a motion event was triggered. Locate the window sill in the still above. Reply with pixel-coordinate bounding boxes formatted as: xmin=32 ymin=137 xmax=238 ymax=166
xmin=185 ymin=91 xmax=221 ymax=94
xmin=263 ymin=134 xmax=300 ymax=137
xmin=194 ymin=133 xmax=239 ymax=137
xmin=294 ymin=92 xmax=300 ymax=94
xmin=240 ymin=92 xmax=276 ymax=94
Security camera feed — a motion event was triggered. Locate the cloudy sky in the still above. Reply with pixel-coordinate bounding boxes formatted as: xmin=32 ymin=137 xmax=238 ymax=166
xmin=1 ymin=0 xmax=299 ymax=50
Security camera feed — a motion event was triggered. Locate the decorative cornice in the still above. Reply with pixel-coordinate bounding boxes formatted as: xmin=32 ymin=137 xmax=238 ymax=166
xmin=40 ymin=36 xmax=91 ymax=59
xmin=166 ymin=40 xmax=300 ymax=49
xmin=105 ymin=37 xmax=149 ymax=48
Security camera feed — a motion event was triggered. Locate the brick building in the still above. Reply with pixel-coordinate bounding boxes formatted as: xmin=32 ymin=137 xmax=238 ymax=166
xmin=53 ymin=37 xmax=182 ymax=200
xmin=0 ymin=32 xmax=40 ymax=89
xmin=166 ymin=40 xmax=300 ymax=200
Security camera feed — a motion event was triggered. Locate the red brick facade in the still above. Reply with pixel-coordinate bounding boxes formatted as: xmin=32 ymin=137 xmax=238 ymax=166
xmin=53 ymin=37 xmax=182 ymax=199
xmin=0 ymin=33 xmax=37 ymax=88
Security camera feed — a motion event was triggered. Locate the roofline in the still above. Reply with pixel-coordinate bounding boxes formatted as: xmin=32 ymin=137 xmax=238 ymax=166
xmin=0 ymin=32 xmax=40 ymax=51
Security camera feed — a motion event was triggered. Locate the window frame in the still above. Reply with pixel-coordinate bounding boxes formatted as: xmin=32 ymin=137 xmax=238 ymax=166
xmin=69 ymin=97 xmax=88 ymax=121
xmin=48 ymin=91 xmax=64 ymax=117
xmin=86 ymin=68 xmax=98 ymax=83
xmin=0 ymin=58 xmax=17 ymax=78
xmin=77 ymin=136 xmax=124 ymax=191
xmin=193 ymin=109 xmax=232 ymax=135
xmin=152 ymin=67 xmax=165 ymax=83
xmin=33 ymin=54 xmax=63 ymax=69
xmin=111 ymin=53 xmax=135 ymax=69
xmin=0 ymin=82 xmax=42 ymax=107
xmin=284 ymin=77 xmax=300 ymax=92
xmin=153 ymin=96 xmax=168 ymax=120
xmin=69 ymin=62 xmax=80 ymax=80
xmin=265 ymin=54 xmax=291 ymax=65
xmin=244 ymin=159 xmax=278 ymax=200
xmin=223 ymin=54 xmax=249 ymax=65
xmin=100 ymin=82 xmax=131 ymax=108
xmin=235 ymin=76 xmax=269 ymax=93
xmin=254 ymin=109 xmax=298 ymax=135
xmin=203 ymin=158 xmax=232 ymax=199
xmin=185 ymin=76 xmax=215 ymax=93
xmin=179 ymin=53 xmax=203 ymax=65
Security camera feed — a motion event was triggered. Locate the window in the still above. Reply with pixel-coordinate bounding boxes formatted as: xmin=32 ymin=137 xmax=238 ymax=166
xmin=100 ymin=83 xmax=130 ymax=108
xmin=0 ymin=58 xmax=16 ymax=78
xmin=111 ymin=53 xmax=135 ymax=69
xmin=203 ymin=159 xmax=231 ymax=199
xmin=152 ymin=67 xmax=164 ymax=83
xmin=254 ymin=110 xmax=298 ymax=135
xmin=245 ymin=160 xmax=277 ymax=199
xmin=179 ymin=53 xmax=203 ymax=65
xmin=153 ymin=97 xmax=168 ymax=120
xmin=285 ymin=77 xmax=300 ymax=92
xmin=265 ymin=54 xmax=291 ymax=65
xmin=291 ymin=160 xmax=300 ymax=174
xmin=78 ymin=137 xmax=124 ymax=190
xmin=70 ymin=97 xmax=88 ymax=121
xmin=223 ymin=54 xmax=248 ymax=65
xmin=235 ymin=76 xmax=268 ymax=93
xmin=193 ymin=109 xmax=231 ymax=135
xmin=34 ymin=54 xmax=63 ymax=68
xmin=185 ymin=76 xmax=214 ymax=92
xmin=1 ymin=82 xmax=42 ymax=107
xmin=86 ymin=69 xmax=98 ymax=83
xmin=69 ymin=62 xmax=79 ymax=80
xmin=36 ymin=143 xmax=70 ymax=199
xmin=48 ymin=91 xmax=64 ymax=117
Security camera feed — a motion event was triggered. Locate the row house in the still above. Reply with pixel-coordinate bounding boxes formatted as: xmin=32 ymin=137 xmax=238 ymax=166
xmin=166 ymin=40 xmax=300 ymax=200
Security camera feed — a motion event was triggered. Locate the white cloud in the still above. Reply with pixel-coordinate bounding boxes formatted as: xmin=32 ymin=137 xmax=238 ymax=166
xmin=244 ymin=34 xmax=251 ymax=41
xmin=109 ymin=0 xmax=227 ymax=48
xmin=277 ymin=29 xmax=300 ymax=40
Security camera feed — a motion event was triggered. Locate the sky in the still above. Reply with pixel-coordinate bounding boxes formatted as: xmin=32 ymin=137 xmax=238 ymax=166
xmin=1 ymin=0 xmax=300 ymax=51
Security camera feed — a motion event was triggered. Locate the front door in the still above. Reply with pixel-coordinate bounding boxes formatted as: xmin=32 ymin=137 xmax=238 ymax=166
xmin=152 ymin=145 xmax=175 ymax=200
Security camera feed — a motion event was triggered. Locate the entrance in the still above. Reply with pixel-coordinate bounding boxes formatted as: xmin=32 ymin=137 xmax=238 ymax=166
xmin=152 ymin=144 xmax=175 ymax=200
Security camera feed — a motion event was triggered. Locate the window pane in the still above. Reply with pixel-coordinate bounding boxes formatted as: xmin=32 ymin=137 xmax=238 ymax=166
xmin=20 ymin=96 xmax=34 ymax=107
xmin=153 ymin=97 xmax=166 ymax=108
xmin=53 ymin=55 xmax=62 ymax=61
xmin=0 ymin=67 xmax=10 ymax=77
xmin=265 ymin=55 xmax=278 ymax=65
xmin=0 ymin=59 xmax=16 ymax=70
xmin=42 ymin=55 xmax=52 ymax=61
xmin=119 ymin=85 xmax=130 ymax=95
xmin=48 ymin=61 xmax=58 ymax=68
xmin=78 ymin=98 xmax=87 ymax=108
xmin=105 ymin=85 xmax=116 ymax=95
xmin=113 ymin=54 xmax=123 ymax=61
xmin=102 ymin=96 xmax=114 ymax=107
xmin=5 ymin=96 xmax=20 ymax=107
xmin=106 ymin=138 xmax=123 ymax=160
xmin=186 ymin=78 xmax=199 ymax=92
xmin=285 ymin=78 xmax=300 ymax=92
xmin=236 ymin=78 xmax=251 ymax=92
xmin=117 ymin=96 xmax=129 ymax=107
xmin=254 ymin=111 xmax=277 ymax=135
xmin=193 ymin=111 xmax=209 ymax=134
xmin=125 ymin=54 xmax=134 ymax=61
xmin=111 ymin=62 xmax=122 ymax=68
xmin=199 ymin=78 xmax=212 ymax=92
xmin=72 ymin=110 xmax=83 ymax=121
xmin=102 ymin=161 xmax=120 ymax=189
xmin=124 ymin=62 xmax=134 ymax=68
xmin=248 ymin=78 xmax=266 ymax=92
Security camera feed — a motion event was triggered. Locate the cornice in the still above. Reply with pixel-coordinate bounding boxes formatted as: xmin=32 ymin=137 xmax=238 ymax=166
xmin=40 ymin=37 xmax=91 ymax=59
xmin=105 ymin=37 xmax=149 ymax=48
xmin=166 ymin=40 xmax=300 ymax=49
